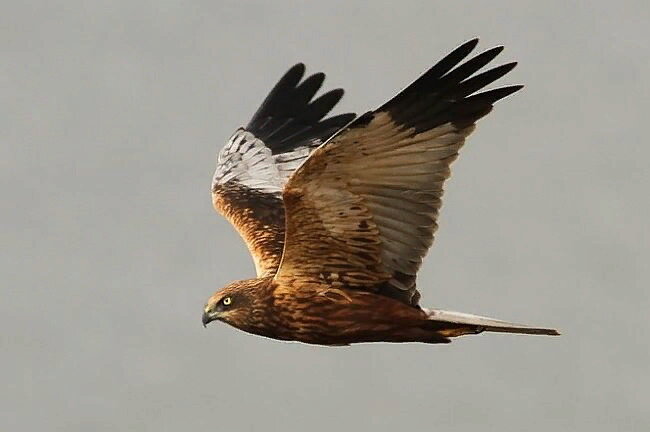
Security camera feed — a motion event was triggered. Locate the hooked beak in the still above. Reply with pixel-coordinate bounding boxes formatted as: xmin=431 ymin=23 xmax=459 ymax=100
xmin=202 ymin=310 xmax=217 ymax=328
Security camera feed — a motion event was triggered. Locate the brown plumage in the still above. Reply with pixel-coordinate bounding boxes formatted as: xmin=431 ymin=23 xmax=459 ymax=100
xmin=204 ymin=39 xmax=560 ymax=345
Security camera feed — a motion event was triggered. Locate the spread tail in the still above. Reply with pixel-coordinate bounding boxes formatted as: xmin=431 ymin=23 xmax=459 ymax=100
xmin=425 ymin=308 xmax=560 ymax=337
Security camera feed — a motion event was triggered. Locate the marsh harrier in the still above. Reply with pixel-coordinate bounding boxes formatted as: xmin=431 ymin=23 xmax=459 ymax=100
xmin=203 ymin=39 xmax=559 ymax=345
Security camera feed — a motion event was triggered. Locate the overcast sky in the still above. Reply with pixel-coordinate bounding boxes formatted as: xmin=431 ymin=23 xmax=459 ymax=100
xmin=2 ymin=1 xmax=649 ymax=431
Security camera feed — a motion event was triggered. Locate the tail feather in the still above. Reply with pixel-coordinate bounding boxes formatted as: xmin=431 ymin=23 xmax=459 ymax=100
xmin=425 ymin=308 xmax=560 ymax=336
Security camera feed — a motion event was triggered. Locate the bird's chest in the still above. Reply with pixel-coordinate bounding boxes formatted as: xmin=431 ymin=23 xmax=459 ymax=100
xmin=266 ymin=285 xmax=419 ymax=345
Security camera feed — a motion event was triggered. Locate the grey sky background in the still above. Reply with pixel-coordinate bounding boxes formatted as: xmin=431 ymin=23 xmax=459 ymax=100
xmin=2 ymin=1 xmax=649 ymax=431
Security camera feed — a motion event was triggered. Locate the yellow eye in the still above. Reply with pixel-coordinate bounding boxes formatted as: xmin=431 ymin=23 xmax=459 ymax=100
xmin=222 ymin=297 xmax=232 ymax=306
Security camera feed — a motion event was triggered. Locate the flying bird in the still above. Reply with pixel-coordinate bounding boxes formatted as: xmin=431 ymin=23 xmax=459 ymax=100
xmin=203 ymin=39 xmax=559 ymax=345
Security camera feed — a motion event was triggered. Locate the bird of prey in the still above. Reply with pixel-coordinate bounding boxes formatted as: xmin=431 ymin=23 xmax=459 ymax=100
xmin=203 ymin=39 xmax=559 ymax=345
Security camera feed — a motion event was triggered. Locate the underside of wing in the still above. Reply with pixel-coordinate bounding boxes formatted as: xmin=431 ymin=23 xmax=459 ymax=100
xmin=276 ymin=39 xmax=522 ymax=305
xmin=212 ymin=64 xmax=355 ymax=276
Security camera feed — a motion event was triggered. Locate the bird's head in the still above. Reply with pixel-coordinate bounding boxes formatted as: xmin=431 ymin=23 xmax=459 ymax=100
xmin=202 ymin=277 xmax=272 ymax=331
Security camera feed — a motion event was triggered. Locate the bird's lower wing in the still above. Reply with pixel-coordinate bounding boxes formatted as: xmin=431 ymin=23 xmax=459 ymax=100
xmin=212 ymin=64 xmax=354 ymax=276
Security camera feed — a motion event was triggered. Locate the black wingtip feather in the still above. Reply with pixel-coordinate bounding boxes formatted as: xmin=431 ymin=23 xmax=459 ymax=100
xmin=303 ymin=88 xmax=346 ymax=121
xmin=441 ymin=46 xmax=505 ymax=82
xmin=379 ymin=41 xmax=521 ymax=133
xmin=325 ymin=112 xmax=357 ymax=126
xmin=274 ymin=112 xmax=356 ymax=151
xmin=287 ymin=63 xmax=306 ymax=78
xmin=452 ymin=62 xmax=518 ymax=98
xmin=294 ymin=73 xmax=326 ymax=102
xmin=246 ymin=64 xmax=355 ymax=154
xmin=467 ymin=85 xmax=524 ymax=104
xmin=431 ymin=38 xmax=480 ymax=76
xmin=383 ymin=39 xmax=481 ymax=111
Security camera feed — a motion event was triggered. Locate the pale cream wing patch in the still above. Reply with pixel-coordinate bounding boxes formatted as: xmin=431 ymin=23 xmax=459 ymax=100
xmin=277 ymin=112 xmax=473 ymax=293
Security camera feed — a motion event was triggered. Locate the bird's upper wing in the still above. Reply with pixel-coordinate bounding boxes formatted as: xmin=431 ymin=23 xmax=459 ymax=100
xmin=212 ymin=64 xmax=355 ymax=276
xmin=274 ymin=39 xmax=521 ymax=306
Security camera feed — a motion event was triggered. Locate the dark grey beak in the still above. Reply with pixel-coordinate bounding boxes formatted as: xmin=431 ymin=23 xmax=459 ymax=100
xmin=202 ymin=310 xmax=214 ymax=328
